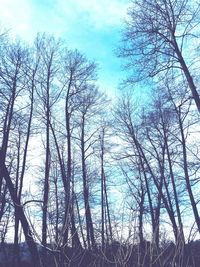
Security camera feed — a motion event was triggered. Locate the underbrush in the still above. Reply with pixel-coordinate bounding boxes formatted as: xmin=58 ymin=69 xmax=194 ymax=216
xmin=1 ymin=240 xmax=200 ymax=267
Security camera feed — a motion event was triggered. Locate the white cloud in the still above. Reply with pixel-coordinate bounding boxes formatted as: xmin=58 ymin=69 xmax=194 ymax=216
xmin=48 ymin=0 xmax=129 ymax=31
xmin=0 ymin=0 xmax=32 ymax=39
xmin=0 ymin=0 xmax=129 ymax=41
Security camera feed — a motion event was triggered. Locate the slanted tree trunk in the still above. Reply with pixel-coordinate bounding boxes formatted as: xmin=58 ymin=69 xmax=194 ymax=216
xmin=50 ymin=121 xmax=81 ymax=249
xmin=0 ymin=151 xmax=40 ymax=266
xmin=177 ymin=108 xmax=200 ymax=233
xmin=172 ymin=38 xmax=200 ymax=113
xmin=129 ymin=124 xmax=179 ymax=241
xmin=164 ymin=128 xmax=185 ymax=243
xmin=14 ymin=68 xmax=36 ymax=266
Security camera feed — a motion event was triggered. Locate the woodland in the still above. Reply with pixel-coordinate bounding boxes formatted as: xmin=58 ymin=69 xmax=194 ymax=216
xmin=1 ymin=0 xmax=200 ymax=266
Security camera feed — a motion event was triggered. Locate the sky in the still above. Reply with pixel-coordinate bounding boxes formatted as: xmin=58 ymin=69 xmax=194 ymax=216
xmin=0 ymin=0 xmax=130 ymax=96
xmin=0 ymin=1 xmax=131 ymax=242
xmin=1 ymin=0 xmax=199 ymax=243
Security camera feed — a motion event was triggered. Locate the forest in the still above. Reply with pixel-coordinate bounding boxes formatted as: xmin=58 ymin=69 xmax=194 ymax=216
xmin=0 ymin=0 xmax=200 ymax=266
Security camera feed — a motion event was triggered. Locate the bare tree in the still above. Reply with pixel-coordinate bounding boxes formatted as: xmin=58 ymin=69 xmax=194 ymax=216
xmin=166 ymin=81 xmax=200 ymax=234
xmin=35 ymin=33 xmax=61 ymax=265
xmin=0 ymin=40 xmax=40 ymax=265
xmin=13 ymin=44 xmax=40 ymax=266
xmin=119 ymin=0 xmax=200 ymax=112
xmin=99 ymin=126 xmax=113 ymax=251
xmin=58 ymin=49 xmax=97 ymax=249
xmin=114 ymin=94 xmax=179 ymax=242
xmin=75 ymin=85 xmax=107 ymax=249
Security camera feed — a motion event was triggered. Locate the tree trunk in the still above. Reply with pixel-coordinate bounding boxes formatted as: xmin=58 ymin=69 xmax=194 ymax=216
xmin=173 ymin=38 xmax=200 ymax=113
xmin=0 ymin=152 xmax=40 ymax=266
xmin=131 ymin=130 xmax=179 ymax=240
xmin=81 ymin=115 xmax=95 ymax=249
xmin=164 ymin=130 xmax=185 ymax=243
xmin=178 ymin=111 xmax=200 ymax=233
xmin=42 ymin=76 xmax=51 ymax=265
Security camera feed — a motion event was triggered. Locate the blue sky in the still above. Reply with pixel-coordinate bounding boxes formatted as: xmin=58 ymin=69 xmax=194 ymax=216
xmin=0 ymin=0 xmax=130 ymax=95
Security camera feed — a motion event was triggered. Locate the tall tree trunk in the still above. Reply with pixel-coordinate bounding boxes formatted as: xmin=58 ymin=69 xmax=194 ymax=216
xmin=103 ymin=171 xmax=113 ymax=243
xmin=178 ymin=110 xmax=200 ymax=233
xmin=50 ymin=121 xmax=81 ymax=248
xmin=100 ymin=129 xmax=105 ymax=251
xmin=138 ymin=185 xmax=145 ymax=246
xmin=164 ymin=131 xmax=185 ymax=243
xmin=130 ymin=128 xmax=179 ymax=240
xmin=173 ymin=38 xmax=200 ymax=113
xmin=13 ymin=133 xmax=21 ymax=266
xmin=0 ymin=73 xmax=17 ymax=195
xmin=0 ymin=151 xmax=40 ymax=266
xmin=14 ymin=72 xmax=36 ymax=266
xmin=100 ymin=128 xmax=113 ymax=246
xmin=42 ymin=76 xmax=51 ymax=265
xmin=71 ymin=174 xmax=82 ymax=249
xmin=81 ymin=115 xmax=95 ymax=249
xmin=140 ymin=161 xmax=157 ymax=246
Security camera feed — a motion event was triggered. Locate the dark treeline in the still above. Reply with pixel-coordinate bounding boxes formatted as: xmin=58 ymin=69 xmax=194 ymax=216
xmin=1 ymin=0 xmax=200 ymax=266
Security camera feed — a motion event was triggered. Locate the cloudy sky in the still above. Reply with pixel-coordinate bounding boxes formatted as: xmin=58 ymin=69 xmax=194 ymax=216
xmin=0 ymin=0 xmax=130 ymax=95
